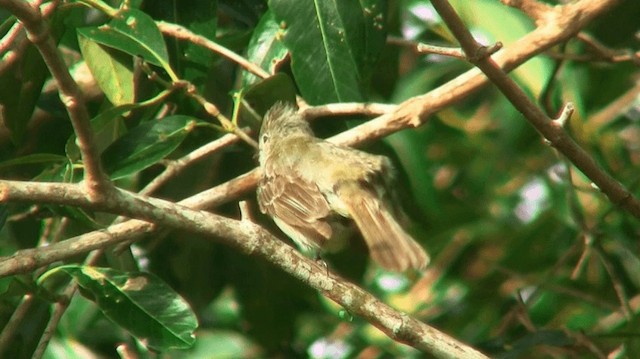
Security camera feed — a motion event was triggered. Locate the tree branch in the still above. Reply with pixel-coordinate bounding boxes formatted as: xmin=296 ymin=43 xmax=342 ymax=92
xmin=0 ymin=180 xmax=487 ymax=358
xmin=0 ymin=0 xmax=623 ymax=285
xmin=427 ymin=0 xmax=640 ymax=219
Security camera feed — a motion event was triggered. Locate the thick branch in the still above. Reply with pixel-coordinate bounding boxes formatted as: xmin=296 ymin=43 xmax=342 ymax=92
xmin=0 ymin=180 xmax=486 ymax=358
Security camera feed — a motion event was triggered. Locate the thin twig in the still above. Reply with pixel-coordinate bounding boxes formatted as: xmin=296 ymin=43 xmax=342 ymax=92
xmin=593 ymin=243 xmax=633 ymax=320
xmin=588 ymin=78 xmax=640 ymax=133
xmin=143 ymin=67 xmax=258 ymax=149
xmin=156 ymin=21 xmax=270 ymax=79
xmin=140 ymin=132 xmax=243 ymax=196
xmin=302 ymin=102 xmax=397 ymax=119
xmin=31 ymin=285 xmax=77 ymax=359
xmin=571 ymin=233 xmax=594 ymax=280
xmin=0 ymin=294 xmax=35 ymax=354
xmin=238 ymin=201 xmax=253 ymax=222
xmin=190 ymin=90 xmax=259 ymax=149
xmin=0 ymin=19 xmax=23 ymax=53
xmin=539 ymin=42 xmax=567 ymax=117
xmin=387 ymin=36 xmax=466 ymax=59
xmin=594 ymin=294 xmax=640 ymax=332
xmin=577 ymin=32 xmax=640 ymax=65
xmin=31 ymin=249 xmax=103 ymax=359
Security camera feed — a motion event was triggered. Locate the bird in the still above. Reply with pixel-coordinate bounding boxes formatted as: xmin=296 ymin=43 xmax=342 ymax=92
xmin=256 ymin=102 xmax=429 ymax=272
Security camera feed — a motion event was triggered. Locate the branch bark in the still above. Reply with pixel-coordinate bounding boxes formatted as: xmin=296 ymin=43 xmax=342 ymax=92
xmin=0 ymin=180 xmax=487 ymax=358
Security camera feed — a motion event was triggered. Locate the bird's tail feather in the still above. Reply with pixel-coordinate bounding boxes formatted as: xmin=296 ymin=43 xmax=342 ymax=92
xmin=338 ymin=183 xmax=429 ymax=271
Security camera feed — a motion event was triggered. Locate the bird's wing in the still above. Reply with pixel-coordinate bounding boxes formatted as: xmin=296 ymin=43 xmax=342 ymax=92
xmin=258 ymin=171 xmax=334 ymax=248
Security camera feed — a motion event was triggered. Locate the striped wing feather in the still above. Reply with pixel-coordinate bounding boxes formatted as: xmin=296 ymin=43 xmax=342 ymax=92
xmin=258 ymin=173 xmax=334 ymax=248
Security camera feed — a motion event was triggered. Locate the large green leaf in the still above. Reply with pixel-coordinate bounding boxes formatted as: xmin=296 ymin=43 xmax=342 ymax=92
xmin=78 ymin=35 xmax=135 ymax=105
xmin=269 ymin=0 xmax=386 ymax=104
xmin=40 ymin=266 xmax=197 ymax=351
xmin=243 ymin=9 xmax=288 ymax=87
xmin=76 ymin=8 xmax=174 ymax=79
xmin=101 ymin=115 xmax=197 ymax=179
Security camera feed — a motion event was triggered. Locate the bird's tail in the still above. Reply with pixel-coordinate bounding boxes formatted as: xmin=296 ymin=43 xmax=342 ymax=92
xmin=337 ymin=182 xmax=429 ymax=271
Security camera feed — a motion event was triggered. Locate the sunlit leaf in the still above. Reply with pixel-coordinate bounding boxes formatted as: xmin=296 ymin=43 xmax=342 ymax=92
xmin=270 ymin=0 xmax=386 ymax=104
xmin=40 ymin=265 xmax=198 ymax=351
xmin=78 ymin=35 xmax=135 ymax=105
xmin=243 ymin=10 xmax=288 ymax=86
xmin=77 ymin=8 xmax=172 ymax=77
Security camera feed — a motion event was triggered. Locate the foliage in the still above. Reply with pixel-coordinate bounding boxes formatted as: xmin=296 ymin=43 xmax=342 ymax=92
xmin=0 ymin=0 xmax=639 ymax=358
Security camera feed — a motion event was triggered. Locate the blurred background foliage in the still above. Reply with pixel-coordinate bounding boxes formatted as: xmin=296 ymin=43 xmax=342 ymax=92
xmin=0 ymin=0 xmax=639 ymax=358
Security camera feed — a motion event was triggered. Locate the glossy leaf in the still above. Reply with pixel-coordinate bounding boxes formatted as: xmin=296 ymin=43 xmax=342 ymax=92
xmin=101 ymin=115 xmax=196 ymax=179
xmin=270 ymin=0 xmax=386 ymax=104
xmin=242 ymin=73 xmax=298 ymax=118
xmin=173 ymin=0 xmax=218 ymax=68
xmin=40 ymin=265 xmax=197 ymax=350
xmin=77 ymin=8 xmax=172 ymax=77
xmin=78 ymin=35 xmax=135 ymax=105
xmin=243 ymin=9 xmax=288 ymax=86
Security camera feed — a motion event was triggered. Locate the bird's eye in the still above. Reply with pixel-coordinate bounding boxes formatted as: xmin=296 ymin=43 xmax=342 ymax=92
xmin=261 ymin=134 xmax=269 ymax=143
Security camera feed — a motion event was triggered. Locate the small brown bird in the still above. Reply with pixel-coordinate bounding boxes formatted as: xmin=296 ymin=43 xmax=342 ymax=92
xmin=257 ymin=102 xmax=429 ymax=271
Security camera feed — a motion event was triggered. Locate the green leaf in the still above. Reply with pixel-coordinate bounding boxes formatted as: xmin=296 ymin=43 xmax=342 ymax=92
xmin=65 ymin=103 xmax=133 ymax=163
xmin=450 ymin=0 xmax=551 ymax=95
xmin=173 ymin=0 xmax=218 ymax=68
xmin=0 ymin=43 xmax=48 ymax=144
xmin=0 ymin=154 xmax=68 ymax=171
xmin=101 ymin=115 xmax=197 ymax=179
xmin=77 ymin=8 xmax=174 ymax=79
xmin=270 ymin=0 xmax=386 ymax=104
xmin=40 ymin=265 xmax=198 ymax=351
xmin=78 ymin=35 xmax=135 ymax=105
xmin=166 ymin=330 xmax=262 ymax=359
xmin=242 ymin=73 xmax=298 ymax=118
xmin=359 ymin=0 xmax=388 ymax=72
xmin=243 ymin=10 xmax=288 ymax=86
